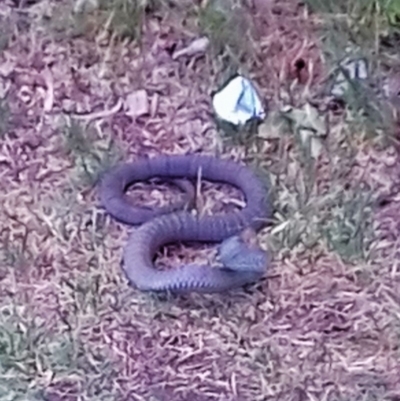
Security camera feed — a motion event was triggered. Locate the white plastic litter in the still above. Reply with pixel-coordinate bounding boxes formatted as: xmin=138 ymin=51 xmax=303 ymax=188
xmin=212 ymin=76 xmax=265 ymax=125
xmin=331 ymin=57 xmax=368 ymax=97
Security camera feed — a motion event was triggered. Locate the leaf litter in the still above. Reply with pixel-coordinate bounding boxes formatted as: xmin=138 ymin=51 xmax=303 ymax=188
xmin=0 ymin=0 xmax=399 ymax=401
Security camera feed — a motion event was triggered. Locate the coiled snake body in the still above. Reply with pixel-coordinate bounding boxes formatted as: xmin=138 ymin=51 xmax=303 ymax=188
xmin=99 ymin=154 xmax=271 ymax=293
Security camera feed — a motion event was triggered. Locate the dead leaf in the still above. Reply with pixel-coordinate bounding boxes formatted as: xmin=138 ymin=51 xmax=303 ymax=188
xmin=299 ymin=128 xmax=323 ymax=159
xmin=73 ymin=0 xmax=99 ymax=13
xmin=172 ymin=37 xmax=210 ymax=60
xmin=0 ymin=57 xmax=15 ymax=77
xmin=150 ymin=93 xmax=159 ymax=117
xmin=125 ymin=90 xmax=149 ymax=118
xmin=71 ymin=98 xmax=123 ymax=121
xmin=282 ymin=103 xmax=326 ymax=159
xmin=258 ymin=111 xmax=286 ymax=139
xmin=42 ymin=68 xmax=54 ymax=113
xmin=284 ymin=103 xmax=326 ymax=137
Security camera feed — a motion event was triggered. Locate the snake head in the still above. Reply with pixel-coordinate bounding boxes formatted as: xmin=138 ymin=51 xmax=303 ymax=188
xmin=217 ymin=228 xmax=269 ymax=274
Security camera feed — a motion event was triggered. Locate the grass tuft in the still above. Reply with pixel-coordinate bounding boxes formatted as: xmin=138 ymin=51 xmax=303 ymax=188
xmin=96 ymin=0 xmax=149 ymax=41
xmin=196 ymin=0 xmax=252 ymax=68
xmin=305 ymin=0 xmax=400 ymax=141
xmin=60 ymin=117 xmax=124 ymax=186
xmin=0 ymin=305 xmax=118 ymax=400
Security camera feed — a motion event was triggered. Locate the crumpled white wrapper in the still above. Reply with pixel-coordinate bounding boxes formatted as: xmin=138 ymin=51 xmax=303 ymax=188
xmin=212 ymin=76 xmax=265 ymax=125
xmin=331 ymin=57 xmax=368 ymax=97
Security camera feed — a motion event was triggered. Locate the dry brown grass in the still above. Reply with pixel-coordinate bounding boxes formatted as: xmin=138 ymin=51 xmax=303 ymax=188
xmin=0 ymin=0 xmax=399 ymax=400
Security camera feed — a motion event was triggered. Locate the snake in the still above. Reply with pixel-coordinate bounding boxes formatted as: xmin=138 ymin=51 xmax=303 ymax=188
xmin=99 ymin=154 xmax=272 ymax=293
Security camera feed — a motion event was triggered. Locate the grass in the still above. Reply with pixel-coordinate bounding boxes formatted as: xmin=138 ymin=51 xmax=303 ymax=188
xmin=0 ymin=303 xmax=119 ymax=400
xmin=0 ymin=0 xmax=399 ymax=400
xmin=211 ymin=0 xmax=400 ymax=265
xmin=304 ymin=0 xmax=400 ymax=141
xmin=94 ymin=0 xmax=153 ymax=41
xmin=218 ymin=107 xmax=374 ymax=265
xmin=60 ymin=117 xmax=124 ymax=186
xmin=196 ymin=0 xmax=251 ymax=63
